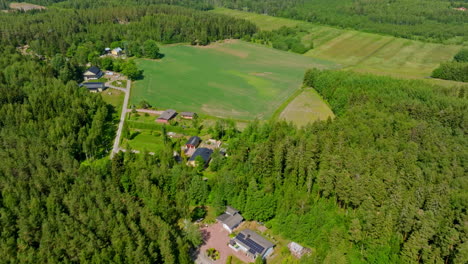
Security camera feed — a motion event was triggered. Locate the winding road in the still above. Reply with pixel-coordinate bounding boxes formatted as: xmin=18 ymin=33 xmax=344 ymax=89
xmin=109 ymin=80 xmax=131 ymax=159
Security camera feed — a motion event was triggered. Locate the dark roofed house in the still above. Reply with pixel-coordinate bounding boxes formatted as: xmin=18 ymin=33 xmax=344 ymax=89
xmin=180 ymin=112 xmax=197 ymax=119
xmin=80 ymin=82 xmax=105 ymax=93
xmin=187 ymin=148 xmax=213 ymax=167
xmin=186 ymin=136 xmax=201 ymax=149
xmin=229 ymin=229 xmax=274 ymax=260
xmin=83 ymin=66 xmax=103 ymax=81
xmin=216 ymin=206 xmax=243 ymax=233
xmin=156 ymin=109 xmax=177 ymax=124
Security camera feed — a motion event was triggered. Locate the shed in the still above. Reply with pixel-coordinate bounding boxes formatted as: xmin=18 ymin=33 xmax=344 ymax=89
xmin=180 ymin=112 xmax=197 ymax=119
xmin=186 ymin=136 xmax=201 ymax=149
xmin=156 ymin=109 xmax=177 ymax=124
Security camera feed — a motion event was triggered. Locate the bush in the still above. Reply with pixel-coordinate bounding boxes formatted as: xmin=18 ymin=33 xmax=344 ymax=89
xmin=454 ymin=48 xmax=468 ymax=62
xmin=432 ymin=61 xmax=468 ymax=82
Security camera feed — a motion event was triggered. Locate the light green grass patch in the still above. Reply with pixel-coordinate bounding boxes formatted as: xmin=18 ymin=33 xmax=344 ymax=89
xmin=131 ymin=40 xmax=337 ymax=120
xmin=124 ymin=131 xmax=166 ymax=153
xmin=101 ymin=88 xmax=125 ymax=116
xmin=211 ymin=8 xmax=463 ymax=80
xmin=279 ymin=88 xmax=334 ymax=127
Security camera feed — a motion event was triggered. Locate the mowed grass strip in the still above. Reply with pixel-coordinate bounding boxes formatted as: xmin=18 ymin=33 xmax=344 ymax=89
xmin=132 ymin=41 xmax=337 ymax=120
xmin=211 ymin=8 xmax=463 ymax=79
xmin=279 ymin=88 xmax=334 ymax=127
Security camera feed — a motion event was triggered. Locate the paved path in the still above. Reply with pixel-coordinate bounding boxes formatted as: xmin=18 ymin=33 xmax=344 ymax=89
xmin=110 ymin=80 xmax=131 ymax=159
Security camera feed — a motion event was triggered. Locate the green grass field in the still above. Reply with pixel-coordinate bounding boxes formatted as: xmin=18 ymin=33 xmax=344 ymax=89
xmin=279 ymin=88 xmax=335 ymax=127
xmin=211 ymin=8 xmax=463 ymax=80
xmin=131 ymin=40 xmax=337 ymax=120
xmin=101 ymin=88 xmax=125 ymax=116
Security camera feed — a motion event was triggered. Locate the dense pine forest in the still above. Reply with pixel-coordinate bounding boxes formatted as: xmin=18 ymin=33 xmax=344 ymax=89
xmin=4 ymin=0 xmax=465 ymax=43
xmin=0 ymin=0 xmax=467 ymax=263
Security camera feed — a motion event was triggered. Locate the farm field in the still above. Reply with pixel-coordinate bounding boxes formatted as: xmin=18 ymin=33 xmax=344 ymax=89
xmin=279 ymin=89 xmax=335 ymax=127
xmin=211 ymin=8 xmax=463 ymax=80
xmin=131 ymin=40 xmax=337 ymax=120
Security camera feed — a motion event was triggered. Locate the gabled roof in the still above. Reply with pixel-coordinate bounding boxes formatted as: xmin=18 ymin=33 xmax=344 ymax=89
xmin=233 ymin=229 xmax=274 ymax=256
xmin=226 ymin=206 xmax=239 ymax=216
xmin=181 ymin=112 xmax=196 ymax=117
xmin=113 ymin=47 xmax=123 ymax=52
xmin=85 ymin=66 xmax=102 ymax=75
xmin=188 ymin=148 xmax=213 ymax=162
xmin=80 ymin=82 xmax=105 ymax=89
xmin=186 ymin=136 xmax=201 ymax=146
xmin=217 ymin=213 xmax=243 ymax=230
xmin=157 ymin=109 xmax=177 ymax=121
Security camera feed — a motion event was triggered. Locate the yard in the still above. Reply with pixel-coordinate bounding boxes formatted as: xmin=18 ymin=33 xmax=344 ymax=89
xmin=131 ymin=40 xmax=337 ymax=121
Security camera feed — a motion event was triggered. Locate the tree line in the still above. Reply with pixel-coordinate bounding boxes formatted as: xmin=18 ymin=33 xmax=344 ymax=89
xmin=432 ymin=48 xmax=468 ymax=82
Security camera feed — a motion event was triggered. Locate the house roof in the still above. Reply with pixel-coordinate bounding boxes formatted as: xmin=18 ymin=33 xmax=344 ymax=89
xmin=217 ymin=213 xmax=243 ymax=230
xmin=80 ymin=82 xmax=105 ymax=89
xmin=233 ymin=229 xmax=274 ymax=256
xmin=181 ymin=112 xmax=196 ymax=117
xmin=113 ymin=47 xmax=123 ymax=52
xmin=186 ymin=136 xmax=201 ymax=146
xmin=157 ymin=109 xmax=177 ymax=121
xmin=85 ymin=66 xmax=102 ymax=75
xmin=188 ymin=148 xmax=213 ymax=162
xmin=226 ymin=206 xmax=239 ymax=216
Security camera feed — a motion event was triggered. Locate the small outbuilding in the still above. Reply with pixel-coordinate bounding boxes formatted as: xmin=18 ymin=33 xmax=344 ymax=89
xmin=186 ymin=136 xmax=201 ymax=149
xmin=180 ymin=112 xmax=197 ymax=119
xmin=111 ymin=47 xmax=123 ymax=56
xmin=288 ymin=242 xmax=311 ymax=259
xmin=187 ymin=148 xmax=213 ymax=167
xmin=80 ymin=82 xmax=105 ymax=93
xmin=83 ymin=66 xmax=103 ymax=81
xmin=217 ymin=206 xmax=244 ymax=233
xmin=156 ymin=109 xmax=177 ymax=124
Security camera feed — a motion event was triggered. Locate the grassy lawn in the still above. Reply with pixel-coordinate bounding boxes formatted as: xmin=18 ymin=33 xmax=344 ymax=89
xmin=101 ymin=88 xmax=125 ymax=117
xmin=131 ymin=40 xmax=337 ymax=120
xmin=111 ymin=79 xmax=127 ymax=88
xmin=278 ymin=88 xmax=334 ymax=127
xmin=211 ymin=8 xmax=463 ymax=80
xmin=123 ymin=131 xmax=167 ymax=153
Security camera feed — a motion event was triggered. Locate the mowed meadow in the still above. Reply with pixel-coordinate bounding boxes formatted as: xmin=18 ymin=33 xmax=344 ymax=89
xmin=132 ymin=40 xmax=337 ymax=120
xmin=212 ymin=8 xmax=463 ymax=80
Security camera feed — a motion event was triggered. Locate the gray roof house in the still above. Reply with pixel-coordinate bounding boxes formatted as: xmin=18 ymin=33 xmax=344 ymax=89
xmin=229 ymin=229 xmax=274 ymax=260
xmin=217 ymin=206 xmax=243 ymax=233
xmin=83 ymin=66 xmax=103 ymax=80
xmin=180 ymin=112 xmax=197 ymax=119
xmin=156 ymin=109 xmax=177 ymax=124
xmin=80 ymin=82 xmax=105 ymax=93
xmin=187 ymin=148 xmax=213 ymax=167
xmin=186 ymin=136 xmax=201 ymax=149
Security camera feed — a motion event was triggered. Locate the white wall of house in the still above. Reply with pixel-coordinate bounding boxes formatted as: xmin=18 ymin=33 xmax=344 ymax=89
xmin=262 ymin=247 xmax=274 ymax=259
xmin=222 ymin=223 xmax=233 ymax=233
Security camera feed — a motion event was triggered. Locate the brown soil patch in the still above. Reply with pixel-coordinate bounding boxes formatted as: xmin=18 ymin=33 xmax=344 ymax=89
xmin=9 ymin=2 xmax=46 ymax=11
xmin=250 ymin=72 xmax=273 ymax=77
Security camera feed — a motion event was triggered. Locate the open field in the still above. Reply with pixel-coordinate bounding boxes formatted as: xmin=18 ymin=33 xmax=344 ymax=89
xmin=9 ymin=2 xmax=46 ymax=11
xmin=279 ymin=89 xmax=335 ymax=127
xmin=211 ymin=8 xmax=463 ymax=80
xmin=131 ymin=40 xmax=337 ymax=120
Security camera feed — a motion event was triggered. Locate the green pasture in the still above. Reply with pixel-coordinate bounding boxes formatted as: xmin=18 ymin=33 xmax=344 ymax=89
xmin=131 ymin=41 xmax=336 ymax=120
xmin=278 ymin=88 xmax=335 ymax=127
xmin=212 ymin=8 xmax=463 ymax=80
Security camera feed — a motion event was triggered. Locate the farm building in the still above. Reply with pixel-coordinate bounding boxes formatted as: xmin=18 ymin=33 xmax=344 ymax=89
xmin=216 ymin=206 xmax=244 ymax=233
xmin=180 ymin=112 xmax=197 ymax=119
xmin=288 ymin=242 xmax=311 ymax=259
xmin=229 ymin=229 xmax=274 ymax=260
xmin=83 ymin=66 xmax=103 ymax=81
xmin=186 ymin=136 xmax=201 ymax=149
xmin=112 ymin=47 xmax=123 ymax=56
xmin=156 ymin=109 xmax=177 ymax=124
xmin=187 ymin=148 xmax=213 ymax=166
xmin=80 ymin=82 xmax=105 ymax=93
